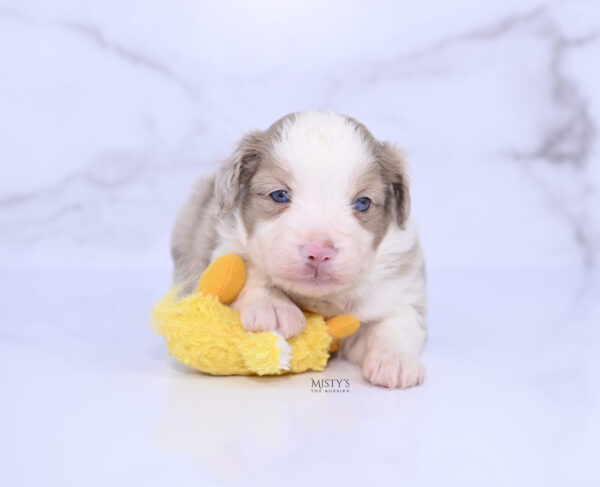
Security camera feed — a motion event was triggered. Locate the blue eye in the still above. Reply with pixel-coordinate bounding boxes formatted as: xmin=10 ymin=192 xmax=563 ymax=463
xmin=353 ymin=197 xmax=371 ymax=212
xmin=270 ymin=190 xmax=290 ymax=203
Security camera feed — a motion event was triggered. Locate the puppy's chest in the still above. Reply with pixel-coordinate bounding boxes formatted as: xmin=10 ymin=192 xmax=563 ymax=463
xmin=287 ymin=294 xmax=359 ymax=320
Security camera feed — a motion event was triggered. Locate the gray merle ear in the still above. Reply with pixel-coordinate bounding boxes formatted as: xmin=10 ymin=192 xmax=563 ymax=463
xmin=214 ymin=130 xmax=266 ymax=212
xmin=376 ymin=142 xmax=411 ymax=228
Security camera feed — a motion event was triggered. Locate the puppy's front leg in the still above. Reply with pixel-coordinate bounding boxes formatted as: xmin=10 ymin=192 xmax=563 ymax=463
xmin=344 ymin=305 xmax=426 ymax=389
xmin=231 ymin=266 xmax=306 ymax=338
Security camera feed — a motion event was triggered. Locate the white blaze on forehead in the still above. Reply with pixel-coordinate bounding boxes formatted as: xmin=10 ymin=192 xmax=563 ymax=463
xmin=245 ymin=111 xmax=387 ymax=297
xmin=271 ymin=111 xmax=375 ymax=199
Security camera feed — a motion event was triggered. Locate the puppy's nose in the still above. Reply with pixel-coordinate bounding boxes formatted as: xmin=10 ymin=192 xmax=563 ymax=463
xmin=302 ymin=243 xmax=336 ymax=266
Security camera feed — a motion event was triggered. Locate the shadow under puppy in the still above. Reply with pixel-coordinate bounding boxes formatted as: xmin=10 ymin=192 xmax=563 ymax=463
xmin=171 ymin=110 xmax=427 ymax=389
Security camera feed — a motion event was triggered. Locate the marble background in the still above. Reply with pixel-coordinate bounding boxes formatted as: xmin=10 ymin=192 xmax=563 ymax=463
xmin=1 ymin=0 xmax=599 ymax=271
xmin=2 ymin=2 xmax=600 ymax=486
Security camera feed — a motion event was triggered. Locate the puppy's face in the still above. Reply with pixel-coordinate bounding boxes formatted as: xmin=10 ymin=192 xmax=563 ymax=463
xmin=216 ymin=112 xmax=409 ymax=297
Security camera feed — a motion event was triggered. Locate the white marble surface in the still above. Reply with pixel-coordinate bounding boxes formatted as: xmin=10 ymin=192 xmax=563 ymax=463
xmin=1 ymin=268 xmax=599 ymax=486
xmin=1 ymin=1 xmax=600 ymax=485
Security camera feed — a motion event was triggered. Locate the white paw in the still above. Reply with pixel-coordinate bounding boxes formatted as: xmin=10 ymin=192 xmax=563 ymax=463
xmin=362 ymin=349 xmax=425 ymax=389
xmin=240 ymin=299 xmax=306 ymax=338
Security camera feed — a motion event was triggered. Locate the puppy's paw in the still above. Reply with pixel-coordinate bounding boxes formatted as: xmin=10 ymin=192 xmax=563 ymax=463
xmin=240 ymin=299 xmax=306 ymax=338
xmin=362 ymin=349 xmax=425 ymax=389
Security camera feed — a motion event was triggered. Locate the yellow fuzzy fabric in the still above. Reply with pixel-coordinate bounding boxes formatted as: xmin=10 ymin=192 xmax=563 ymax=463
xmin=151 ymin=289 xmax=332 ymax=376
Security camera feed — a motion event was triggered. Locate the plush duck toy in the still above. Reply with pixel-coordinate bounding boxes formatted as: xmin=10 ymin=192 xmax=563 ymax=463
xmin=151 ymin=254 xmax=360 ymax=376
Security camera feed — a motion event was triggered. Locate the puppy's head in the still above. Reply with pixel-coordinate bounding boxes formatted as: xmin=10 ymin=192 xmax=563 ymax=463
xmin=216 ymin=111 xmax=410 ymax=297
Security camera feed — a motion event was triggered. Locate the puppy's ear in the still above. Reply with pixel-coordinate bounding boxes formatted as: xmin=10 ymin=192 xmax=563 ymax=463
xmin=215 ymin=130 xmax=265 ymax=212
xmin=377 ymin=142 xmax=411 ymax=228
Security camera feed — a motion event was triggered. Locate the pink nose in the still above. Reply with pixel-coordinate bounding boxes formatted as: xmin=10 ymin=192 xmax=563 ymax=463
xmin=302 ymin=243 xmax=336 ymax=266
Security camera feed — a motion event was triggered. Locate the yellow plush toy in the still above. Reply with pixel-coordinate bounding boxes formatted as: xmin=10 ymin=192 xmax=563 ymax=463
xmin=151 ymin=254 xmax=360 ymax=376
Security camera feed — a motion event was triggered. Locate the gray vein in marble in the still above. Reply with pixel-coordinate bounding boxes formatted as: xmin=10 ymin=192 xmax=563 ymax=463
xmin=418 ymin=6 xmax=600 ymax=170
xmin=520 ymin=163 xmax=595 ymax=267
xmin=0 ymin=150 xmax=206 ymax=209
xmin=536 ymin=29 xmax=600 ymax=167
xmin=342 ymin=4 xmax=548 ymax=89
xmin=383 ymin=2 xmax=594 ymax=69
xmin=56 ymin=20 xmax=196 ymax=95
xmin=0 ymin=159 xmax=146 ymax=208
xmin=396 ymin=4 xmax=547 ymax=62
xmin=0 ymin=7 xmax=196 ymax=95
xmin=512 ymin=26 xmax=599 ymax=267
xmin=322 ymin=5 xmax=551 ymax=114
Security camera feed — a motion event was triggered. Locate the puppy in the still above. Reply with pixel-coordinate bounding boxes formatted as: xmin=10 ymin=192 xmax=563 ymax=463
xmin=171 ymin=111 xmax=426 ymax=389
